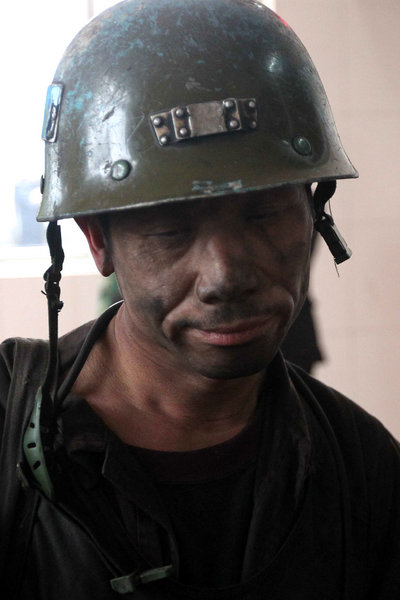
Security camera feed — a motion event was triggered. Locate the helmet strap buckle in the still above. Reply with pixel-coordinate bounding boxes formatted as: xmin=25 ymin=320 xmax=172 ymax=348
xmin=314 ymin=181 xmax=352 ymax=264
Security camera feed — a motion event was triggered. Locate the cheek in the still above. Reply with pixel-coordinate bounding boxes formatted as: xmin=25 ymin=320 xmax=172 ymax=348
xmin=134 ymin=294 xmax=166 ymax=325
xmin=116 ymin=259 xmax=189 ymax=332
xmin=112 ymin=232 xmax=196 ymax=324
xmin=263 ymin=215 xmax=313 ymax=304
xmin=117 ymin=276 xmax=171 ymax=342
xmin=265 ymin=219 xmax=312 ymax=275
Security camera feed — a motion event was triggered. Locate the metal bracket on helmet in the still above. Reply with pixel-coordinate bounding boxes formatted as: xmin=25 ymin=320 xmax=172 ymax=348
xmin=150 ymin=97 xmax=258 ymax=146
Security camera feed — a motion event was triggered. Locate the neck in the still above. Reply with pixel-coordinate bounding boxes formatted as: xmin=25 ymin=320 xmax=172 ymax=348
xmin=72 ymin=309 xmax=266 ymax=451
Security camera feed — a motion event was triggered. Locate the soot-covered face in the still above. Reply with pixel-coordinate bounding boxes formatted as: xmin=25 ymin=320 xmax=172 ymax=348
xmin=90 ymin=185 xmax=314 ymax=380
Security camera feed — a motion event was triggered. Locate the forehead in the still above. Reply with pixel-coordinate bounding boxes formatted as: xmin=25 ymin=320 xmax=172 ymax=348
xmin=108 ymin=184 xmax=307 ymax=224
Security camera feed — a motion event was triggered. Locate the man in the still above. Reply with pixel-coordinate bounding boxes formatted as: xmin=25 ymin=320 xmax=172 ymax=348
xmin=1 ymin=1 xmax=399 ymax=598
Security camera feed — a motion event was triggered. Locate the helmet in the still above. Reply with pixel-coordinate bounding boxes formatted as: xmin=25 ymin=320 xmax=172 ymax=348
xmin=38 ymin=0 xmax=357 ymax=222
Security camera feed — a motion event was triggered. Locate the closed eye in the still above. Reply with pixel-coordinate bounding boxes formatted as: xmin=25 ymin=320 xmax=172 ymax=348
xmin=247 ymin=208 xmax=284 ymax=222
xmin=144 ymin=228 xmax=191 ymax=238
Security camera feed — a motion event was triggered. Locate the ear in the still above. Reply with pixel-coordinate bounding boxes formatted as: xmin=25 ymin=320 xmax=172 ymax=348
xmin=75 ymin=216 xmax=114 ymax=276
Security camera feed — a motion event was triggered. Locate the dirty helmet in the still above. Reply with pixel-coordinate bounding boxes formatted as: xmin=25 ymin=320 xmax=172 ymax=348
xmin=38 ymin=0 xmax=357 ymax=233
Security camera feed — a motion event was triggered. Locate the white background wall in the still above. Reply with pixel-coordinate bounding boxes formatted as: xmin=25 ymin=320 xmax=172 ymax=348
xmin=1 ymin=0 xmax=399 ymax=439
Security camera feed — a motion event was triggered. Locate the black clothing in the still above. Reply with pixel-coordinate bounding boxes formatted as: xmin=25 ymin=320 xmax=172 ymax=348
xmin=281 ymin=297 xmax=323 ymax=372
xmin=128 ymin=402 xmax=263 ymax=587
xmin=1 ymin=306 xmax=399 ymax=599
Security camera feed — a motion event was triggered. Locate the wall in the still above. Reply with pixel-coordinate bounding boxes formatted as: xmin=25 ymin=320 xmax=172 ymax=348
xmin=0 ymin=272 xmax=103 ymax=340
xmin=277 ymin=0 xmax=400 ymax=438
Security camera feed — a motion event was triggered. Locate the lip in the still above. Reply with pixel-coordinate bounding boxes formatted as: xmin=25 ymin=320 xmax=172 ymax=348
xmin=188 ymin=317 xmax=273 ymax=347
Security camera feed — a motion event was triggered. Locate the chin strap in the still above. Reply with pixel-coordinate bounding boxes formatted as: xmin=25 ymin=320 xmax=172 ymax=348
xmin=22 ymin=221 xmax=64 ymax=500
xmin=314 ymin=181 xmax=352 ymax=264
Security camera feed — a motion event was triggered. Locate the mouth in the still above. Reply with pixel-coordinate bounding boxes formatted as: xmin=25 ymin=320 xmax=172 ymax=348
xmin=188 ymin=316 xmax=274 ymax=347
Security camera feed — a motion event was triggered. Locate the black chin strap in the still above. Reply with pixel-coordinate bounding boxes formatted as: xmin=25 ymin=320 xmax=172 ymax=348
xmin=314 ymin=181 xmax=352 ymax=264
xmin=42 ymin=221 xmax=65 ymax=400
xmin=22 ymin=221 xmax=64 ymax=500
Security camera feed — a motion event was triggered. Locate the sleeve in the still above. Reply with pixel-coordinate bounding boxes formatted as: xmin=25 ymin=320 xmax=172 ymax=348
xmin=0 ymin=337 xmax=49 ymax=580
xmin=290 ymin=366 xmax=400 ymax=598
xmin=366 ymin=433 xmax=400 ymax=599
xmin=0 ymin=340 xmax=14 ymax=445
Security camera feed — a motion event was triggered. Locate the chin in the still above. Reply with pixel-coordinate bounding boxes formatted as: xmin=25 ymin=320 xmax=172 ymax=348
xmin=190 ymin=349 xmax=277 ymax=380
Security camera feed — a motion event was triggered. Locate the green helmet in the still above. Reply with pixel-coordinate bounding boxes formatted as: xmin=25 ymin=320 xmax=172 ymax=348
xmin=38 ymin=0 xmax=357 ymax=222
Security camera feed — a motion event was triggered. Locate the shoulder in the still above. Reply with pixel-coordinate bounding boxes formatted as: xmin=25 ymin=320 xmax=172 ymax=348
xmin=289 ymin=362 xmax=398 ymax=445
xmin=0 ymin=321 xmax=93 ymax=415
xmin=289 ymin=363 xmax=400 ymax=502
xmin=0 ymin=303 xmax=121 ymax=410
xmin=0 ymin=336 xmax=49 ymax=390
xmin=289 ymin=364 xmax=400 ymax=566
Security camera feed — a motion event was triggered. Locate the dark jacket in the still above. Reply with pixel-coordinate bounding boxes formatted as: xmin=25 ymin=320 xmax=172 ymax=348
xmin=1 ymin=308 xmax=399 ymax=599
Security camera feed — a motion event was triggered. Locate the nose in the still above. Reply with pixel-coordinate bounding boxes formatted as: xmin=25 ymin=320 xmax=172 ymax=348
xmin=195 ymin=227 xmax=260 ymax=304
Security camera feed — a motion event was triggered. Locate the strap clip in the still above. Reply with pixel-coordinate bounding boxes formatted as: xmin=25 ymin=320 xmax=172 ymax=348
xmin=110 ymin=565 xmax=173 ymax=594
xmin=313 ymin=181 xmax=352 ymax=264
